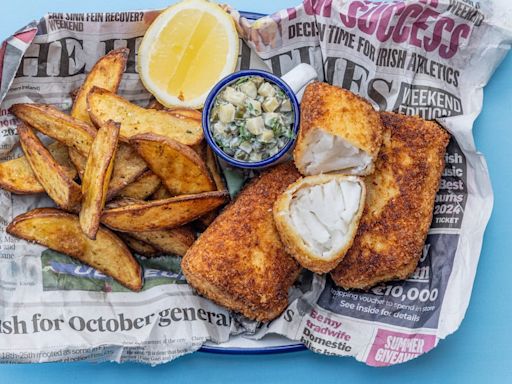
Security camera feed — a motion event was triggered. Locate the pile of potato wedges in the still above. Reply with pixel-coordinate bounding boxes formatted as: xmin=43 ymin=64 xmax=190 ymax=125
xmin=1 ymin=48 xmax=229 ymax=291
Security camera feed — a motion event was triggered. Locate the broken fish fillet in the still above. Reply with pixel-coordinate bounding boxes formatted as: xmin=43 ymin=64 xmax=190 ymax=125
xmin=294 ymin=82 xmax=383 ymax=176
xmin=274 ymin=174 xmax=366 ymax=273
xmin=331 ymin=112 xmax=450 ymax=289
xmin=181 ymin=162 xmax=301 ymax=322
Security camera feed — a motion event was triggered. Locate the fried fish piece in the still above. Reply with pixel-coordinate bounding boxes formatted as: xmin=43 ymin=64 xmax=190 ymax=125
xmin=331 ymin=112 xmax=450 ymax=289
xmin=274 ymin=174 xmax=366 ymax=274
xmin=182 ymin=162 xmax=301 ymax=322
xmin=294 ymin=82 xmax=383 ymax=176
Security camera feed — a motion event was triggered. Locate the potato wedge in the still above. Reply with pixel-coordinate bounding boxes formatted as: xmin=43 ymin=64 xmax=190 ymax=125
xmin=0 ymin=156 xmax=47 ymax=194
xmin=71 ymin=48 xmax=128 ymax=124
xmin=150 ymin=185 xmax=171 ymax=200
xmin=68 ymin=48 xmax=128 ymax=181
xmin=7 ymin=208 xmax=142 ymax=291
xmin=10 ymin=104 xmax=96 ymax=156
xmin=117 ymin=171 xmax=161 ymax=200
xmin=206 ymin=146 xmax=226 ymax=192
xmin=101 ymin=191 xmax=229 ymax=232
xmin=18 ymin=124 xmax=81 ymax=211
xmin=10 ymin=102 xmax=145 ymax=197
xmin=194 ymin=147 xmax=226 ymax=229
xmin=117 ymin=233 xmax=160 ymax=257
xmin=87 ymin=87 xmax=203 ymax=145
xmin=80 ymin=121 xmax=119 ymax=239
xmin=131 ymin=133 xmax=215 ymax=195
xmin=147 ymin=99 xmax=201 ymax=121
xmin=106 ymin=144 xmax=148 ymax=199
xmin=0 ymin=142 xmax=76 ymax=194
xmin=70 ymin=143 xmax=147 ymax=200
xmin=68 ymin=148 xmax=86 ymax=177
xmin=189 ymin=142 xmax=224 ymax=191
xmin=129 ymin=227 xmax=196 ymax=256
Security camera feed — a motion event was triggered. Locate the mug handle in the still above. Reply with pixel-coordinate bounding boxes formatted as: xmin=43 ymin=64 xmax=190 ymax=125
xmin=281 ymin=63 xmax=318 ymax=102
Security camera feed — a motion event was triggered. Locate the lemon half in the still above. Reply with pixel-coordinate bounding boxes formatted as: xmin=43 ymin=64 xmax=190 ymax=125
xmin=138 ymin=0 xmax=239 ymax=109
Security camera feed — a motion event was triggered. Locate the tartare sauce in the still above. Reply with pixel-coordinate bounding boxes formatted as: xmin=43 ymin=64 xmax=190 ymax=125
xmin=209 ymin=76 xmax=295 ymax=162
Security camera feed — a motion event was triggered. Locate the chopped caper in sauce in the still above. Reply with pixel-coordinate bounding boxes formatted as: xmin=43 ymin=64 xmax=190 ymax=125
xmin=210 ymin=76 xmax=295 ymax=163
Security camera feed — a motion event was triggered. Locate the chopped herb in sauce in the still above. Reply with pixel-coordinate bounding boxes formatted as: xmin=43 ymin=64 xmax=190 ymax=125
xmin=210 ymin=76 xmax=295 ymax=162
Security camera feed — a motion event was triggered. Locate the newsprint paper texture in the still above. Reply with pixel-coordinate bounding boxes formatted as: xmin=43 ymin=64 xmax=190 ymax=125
xmin=0 ymin=0 xmax=510 ymax=366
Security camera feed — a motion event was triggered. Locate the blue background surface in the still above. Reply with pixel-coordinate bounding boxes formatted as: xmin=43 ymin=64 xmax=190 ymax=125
xmin=0 ymin=1 xmax=511 ymax=382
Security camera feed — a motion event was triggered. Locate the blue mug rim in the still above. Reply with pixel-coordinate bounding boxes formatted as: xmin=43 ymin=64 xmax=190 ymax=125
xmin=202 ymin=69 xmax=300 ymax=169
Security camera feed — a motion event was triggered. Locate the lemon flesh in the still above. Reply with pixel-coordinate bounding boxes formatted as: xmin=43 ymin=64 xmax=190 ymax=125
xmin=138 ymin=0 xmax=239 ymax=109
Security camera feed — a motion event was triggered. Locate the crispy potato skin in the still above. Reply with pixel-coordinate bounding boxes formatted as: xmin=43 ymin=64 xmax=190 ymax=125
xmin=88 ymin=87 xmax=203 ymax=145
xmin=273 ymin=174 xmax=366 ymax=274
xmin=101 ymin=191 xmax=229 ymax=232
xmin=10 ymin=104 xmax=96 ymax=156
xmin=131 ymin=133 xmax=215 ymax=196
xmin=331 ymin=112 xmax=450 ymax=289
xmin=0 ymin=142 xmax=76 ymax=194
xmin=182 ymin=162 xmax=302 ymax=322
xmin=80 ymin=121 xmax=119 ymax=239
xmin=7 ymin=208 xmax=142 ymax=291
xmin=294 ymin=81 xmax=384 ymax=176
xmin=18 ymin=124 xmax=82 ymax=211
xmin=71 ymin=48 xmax=128 ymax=124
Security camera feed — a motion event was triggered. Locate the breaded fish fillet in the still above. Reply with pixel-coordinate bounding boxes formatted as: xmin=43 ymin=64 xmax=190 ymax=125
xmin=294 ymin=82 xmax=384 ymax=176
xmin=331 ymin=112 xmax=450 ymax=289
xmin=182 ymin=162 xmax=302 ymax=322
xmin=273 ymin=174 xmax=366 ymax=274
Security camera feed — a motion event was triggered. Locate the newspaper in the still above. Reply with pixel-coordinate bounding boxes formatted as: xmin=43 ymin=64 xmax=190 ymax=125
xmin=0 ymin=0 xmax=510 ymax=366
